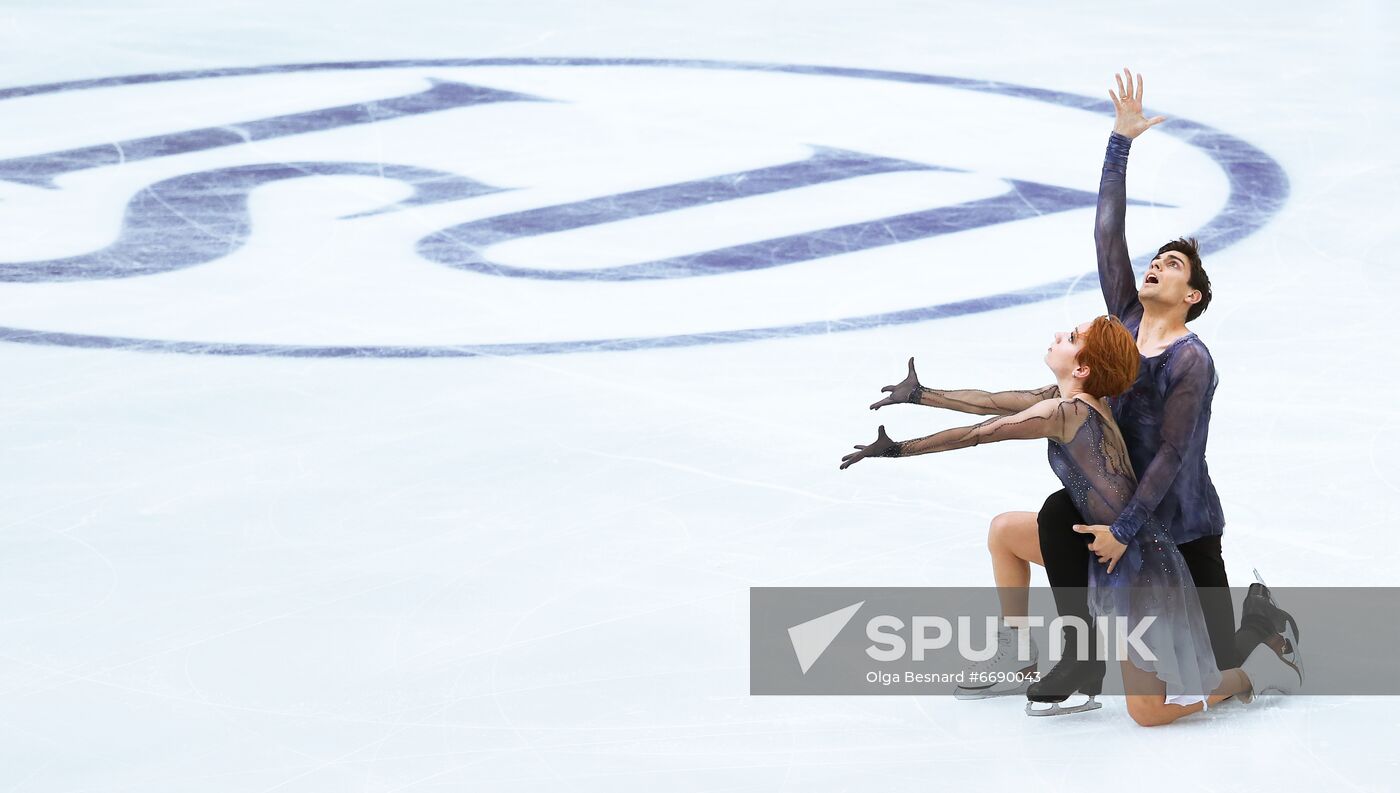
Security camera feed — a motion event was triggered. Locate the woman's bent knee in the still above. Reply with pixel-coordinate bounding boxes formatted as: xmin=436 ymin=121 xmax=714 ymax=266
xmin=1126 ymin=696 xmax=1171 ymax=727
xmin=988 ymin=513 xmax=1015 ymax=550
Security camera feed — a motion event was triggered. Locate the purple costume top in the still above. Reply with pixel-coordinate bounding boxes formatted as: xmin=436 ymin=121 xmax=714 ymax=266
xmin=1098 ymin=132 xmax=1225 ymax=547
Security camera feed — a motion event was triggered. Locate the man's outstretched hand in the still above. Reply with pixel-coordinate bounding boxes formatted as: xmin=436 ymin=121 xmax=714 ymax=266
xmin=870 ymin=357 xmax=923 ymax=410
xmin=840 ymin=425 xmax=899 ymax=469
xmin=1073 ymin=523 xmax=1129 ymax=574
xmin=1109 ymin=67 xmax=1166 ymax=139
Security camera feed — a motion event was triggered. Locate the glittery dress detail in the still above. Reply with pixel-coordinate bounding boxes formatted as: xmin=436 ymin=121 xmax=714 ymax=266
xmin=891 ymin=396 xmax=1221 ymax=701
xmin=1047 ymin=401 xmax=1221 ymax=703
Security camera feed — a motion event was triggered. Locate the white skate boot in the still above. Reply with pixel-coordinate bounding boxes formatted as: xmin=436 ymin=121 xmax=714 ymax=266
xmin=954 ymin=624 xmax=1039 ymax=700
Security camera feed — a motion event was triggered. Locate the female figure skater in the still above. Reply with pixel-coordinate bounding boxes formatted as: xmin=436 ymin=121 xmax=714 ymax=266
xmin=840 ymin=316 xmax=1287 ymax=725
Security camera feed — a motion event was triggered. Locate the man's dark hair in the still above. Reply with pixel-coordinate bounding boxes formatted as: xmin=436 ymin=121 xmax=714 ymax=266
xmin=1157 ymin=237 xmax=1212 ymax=322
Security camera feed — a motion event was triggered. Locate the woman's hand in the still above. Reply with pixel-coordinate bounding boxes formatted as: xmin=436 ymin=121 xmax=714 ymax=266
xmin=1109 ymin=68 xmax=1166 ymax=139
xmin=1073 ymin=523 xmax=1129 ymax=574
xmin=840 ymin=425 xmax=900 ymax=469
xmin=869 ymin=357 xmax=923 ymax=410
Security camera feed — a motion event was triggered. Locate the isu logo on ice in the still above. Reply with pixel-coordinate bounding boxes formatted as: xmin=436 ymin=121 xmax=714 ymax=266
xmin=0 ymin=59 xmax=1285 ymax=357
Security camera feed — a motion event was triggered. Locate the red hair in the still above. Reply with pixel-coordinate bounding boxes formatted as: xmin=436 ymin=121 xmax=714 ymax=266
xmin=1079 ymin=315 xmax=1139 ymax=397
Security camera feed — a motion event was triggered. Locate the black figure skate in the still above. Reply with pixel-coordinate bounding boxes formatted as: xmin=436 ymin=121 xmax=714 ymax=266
xmin=1025 ymin=626 xmax=1105 ymax=716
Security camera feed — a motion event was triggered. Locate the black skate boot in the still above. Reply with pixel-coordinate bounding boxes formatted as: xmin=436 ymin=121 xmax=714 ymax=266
xmin=1243 ymin=569 xmax=1300 ymax=642
xmin=1025 ymin=626 xmax=1105 ymax=717
xmin=1235 ymin=569 xmax=1304 ymax=703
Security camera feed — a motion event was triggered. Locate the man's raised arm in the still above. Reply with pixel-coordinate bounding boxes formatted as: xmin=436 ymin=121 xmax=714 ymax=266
xmin=1097 ymin=69 xmax=1166 ymax=321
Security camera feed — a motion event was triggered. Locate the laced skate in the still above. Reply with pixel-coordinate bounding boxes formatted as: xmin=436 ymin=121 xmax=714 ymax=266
xmin=1025 ymin=627 xmax=1105 ymax=716
xmin=1238 ymin=569 xmax=1304 ymax=701
xmin=1246 ymin=569 xmax=1300 ymax=642
xmin=954 ymin=625 xmax=1039 ymax=700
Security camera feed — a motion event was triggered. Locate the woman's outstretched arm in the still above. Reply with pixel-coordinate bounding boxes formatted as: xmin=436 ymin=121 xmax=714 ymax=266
xmin=870 ymin=357 xmax=1059 ymax=415
xmin=841 ymin=398 xmax=1090 ymax=469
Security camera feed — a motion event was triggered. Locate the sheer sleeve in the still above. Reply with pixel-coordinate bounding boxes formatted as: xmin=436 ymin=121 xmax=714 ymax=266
xmin=892 ymin=398 xmax=1092 ymax=457
xmin=1096 ymin=132 xmax=1143 ymax=326
xmin=1108 ymin=342 xmax=1215 ymax=544
xmin=913 ymin=384 xmax=1060 ymax=415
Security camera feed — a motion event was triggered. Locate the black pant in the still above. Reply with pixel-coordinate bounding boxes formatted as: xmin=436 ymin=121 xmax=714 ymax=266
xmin=1037 ymin=489 xmax=1262 ymax=671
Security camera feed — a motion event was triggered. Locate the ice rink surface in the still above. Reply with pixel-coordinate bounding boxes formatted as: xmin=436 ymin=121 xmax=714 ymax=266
xmin=1 ymin=1 xmax=1397 ymax=790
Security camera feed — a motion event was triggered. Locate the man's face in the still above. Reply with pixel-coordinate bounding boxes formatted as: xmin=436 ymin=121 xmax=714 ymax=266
xmin=1139 ymin=249 xmax=1199 ymax=314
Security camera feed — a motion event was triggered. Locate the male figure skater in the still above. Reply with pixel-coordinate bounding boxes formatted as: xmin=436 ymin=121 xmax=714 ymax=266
xmin=1028 ymin=70 xmax=1301 ymax=710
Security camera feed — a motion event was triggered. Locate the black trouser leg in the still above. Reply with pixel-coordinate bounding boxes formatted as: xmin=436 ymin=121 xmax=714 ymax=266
xmin=1037 ymin=489 xmax=1093 ymax=651
xmin=1176 ymin=534 xmax=1244 ymax=670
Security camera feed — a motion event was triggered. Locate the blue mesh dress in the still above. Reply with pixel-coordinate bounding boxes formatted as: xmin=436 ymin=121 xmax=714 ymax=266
xmin=886 ymin=395 xmax=1222 ymax=703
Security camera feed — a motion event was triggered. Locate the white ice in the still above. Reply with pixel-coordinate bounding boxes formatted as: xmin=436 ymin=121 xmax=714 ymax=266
xmin=0 ymin=1 xmax=1397 ymax=790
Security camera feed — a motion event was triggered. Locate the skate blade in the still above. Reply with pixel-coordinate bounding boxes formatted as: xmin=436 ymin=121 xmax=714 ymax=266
xmin=1252 ymin=568 xmax=1302 ymax=643
xmin=1025 ymin=695 xmax=1102 ymax=717
xmin=954 ymin=681 xmax=1032 ymax=700
xmin=1281 ymin=620 xmax=1304 ymax=685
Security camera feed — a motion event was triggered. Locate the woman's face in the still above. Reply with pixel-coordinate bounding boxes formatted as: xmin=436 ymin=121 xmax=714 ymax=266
xmin=1044 ymin=320 xmax=1092 ymax=378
